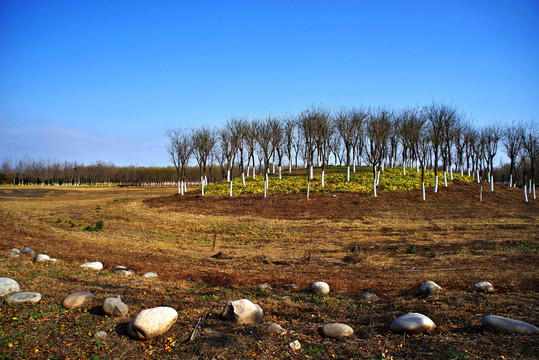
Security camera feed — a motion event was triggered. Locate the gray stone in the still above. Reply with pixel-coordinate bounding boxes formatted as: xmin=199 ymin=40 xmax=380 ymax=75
xmin=289 ymin=340 xmax=301 ymax=350
xmin=22 ymin=247 xmax=35 ymax=256
xmin=34 ymin=254 xmax=51 ymax=263
xmin=419 ymin=281 xmax=442 ymax=294
xmin=10 ymin=253 xmax=20 ymax=258
xmin=360 ymin=291 xmax=379 ymax=300
xmin=482 ymin=315 xmax=539 ymax=335
xmin=283 ymin=284 xmax=298 ymax=290
xmin=81 ymin=262 xmax=103 ymax=271
xmin=309 ymin=281 xmax=330 ymax=295
xmin=127 ymin=306 xmax=178 ymax=340
xmin=257 ymin=283 xmax=273 ymax=291
xmin=102 ymin=296 xmax=129 ymax=317
xmin=267 ymin=323 xmax=287 ymax=336
xmin=93 ymin=331 xmax=107 ymax=340
xmin=319 ymin=323 xmax=354 ymax=338
xmin=113 ymin=266 xmax=134 ymax=276
xmin=6 ymin=292 xmax=42 ymax=305
xmin=474 ymin=281 xmax=494 ymax=293
xmin=0 ymin=278 xmax=20 ymax=297
xmin=62 ymin=291 xmax=95 ymax=310
xmin=10 ymin=248 xmax=20 ymax=254
xmin=390 ymin=313 xmax=436 ymax=334
xmin=142 ymin=271 xmax=158 ymax=278
xmin=222 ymin=299 xmax=264 ymax=325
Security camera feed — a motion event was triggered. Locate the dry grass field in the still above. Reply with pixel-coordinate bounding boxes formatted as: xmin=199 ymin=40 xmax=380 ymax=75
xmin=0 ymin=182 xmax=537 ymax=359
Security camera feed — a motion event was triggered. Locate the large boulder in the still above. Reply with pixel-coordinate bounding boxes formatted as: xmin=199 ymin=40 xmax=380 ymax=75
xmin=319 ymin=323 xmax=354 ymax=339
xmin=482 ymin=315 xmax=539 ymax=335
xmin=222 ymin=299 xmax=264 ymax=325
xmin=419 ymin=281 xmax=442 ymax=294
xmin=6 ymin=292 xmax=42 ymax=305
xmin=62 ymin=291 xmax=95 ymax=310
xmin=81 ymin=262 xmax=104 ymax=271
xmin=473 ymin=281 xmax=494 ymax=293
xmin=127 ymin=307 xmax=178 ymax=340
xmin=102 ymin=296 xmax=129 ymax=317
xmin=0 ymin=278 xmax=20 ymax=297
xmin=390 ymin=313 xmax=436 ymax=334
xmin=309 ymin=281 xmax=330 ymax=295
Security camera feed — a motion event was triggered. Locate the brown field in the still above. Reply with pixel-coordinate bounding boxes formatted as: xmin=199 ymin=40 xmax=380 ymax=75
xmin=0 ymin=183 xmax=538 ymax=359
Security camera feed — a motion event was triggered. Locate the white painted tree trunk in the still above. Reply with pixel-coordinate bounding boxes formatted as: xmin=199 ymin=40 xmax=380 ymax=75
xmin=490 ymin=176 xmax=494 ymax=192
xmin=444 ymin=172 xmax=447 ymax=187
xmin=402 ymin=162 xmax=406 ymax=176
xmin=227 ymin=169 xmax=230 ymax=182
xmin=307 ymin=181 xmax=310 ymax=199
xmin=391 ymin=157 xmax=394 ymax=168
xmin=242 ymin=172 xmax=246 ymax=187
xmin=201 ymin=180 xmax=205 ymax=196
xmin=352 ymin=148 xmax=356 ymax=173
xmin=450 ymin=167 xmax=453 ymax=180
xmin=509 ymin=174 xmax=512 ymax=188
xmin=533 ymin=183 xmax=536 ymax=200
xmin=310 ymin=165 xmax=313 ymax=180
xmin=376 ymin=170 xmax=380 ymax=186
xmin=178 ymin=181 xmax=181 ymax=194
xmin=460 ymin=165 xmax=464 ymax=177
xmin=476 ymin=170 xmax=480 ymax=183
xmin=252 ymin=166 xmax=255 ymax=180
xmin=381 ymin=162 xmax=385 ymax=172
xmin=184 ymin=181 xmax=188 ymax=193
xmin=318 ymin=155 xmax=321 ymax=167
xmin=487 ymin=171 xmax=491 ymax=182
xmin=422 ymin=182 xmax=425 ymax=201
xmin=273 ymin=163 xmax=275 ymax=174
xmin=416 ymin=160 xmax=419 ymax=173
xmin=278 ymin=166 xmax=282 ymax=180
xmin=321 ymin=170 xmax=325 ymax=187
xmin=229 ymin=181 xmax=233 ymax=197
xmin=289 ymin=163 xmax=292 ymax=173
xmin=373 ymin=177 xmax=377 ymax=197
xmin=347 ymin=166 xmax=350 ymax=182
xmin=524 ymin=185 xmax=528 ymax=202
xmin=434 ymin=175 xmax=438 ymax=193
xmin=529 ymin=180 xmax=532 ymax=193
xmin=480 ymin=185 xmax=483 ymax=202
xmin=264 ymin=174 xmax=267 ymax=198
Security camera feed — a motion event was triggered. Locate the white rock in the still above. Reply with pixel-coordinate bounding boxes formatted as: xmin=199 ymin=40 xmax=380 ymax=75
xmin=309 ymin=281 xmax=330 ymax=295
xmin=257 ymin=283 xmax=273 ymax=291
xmin=22 ymin=247 xmax=35 ymax=256
xmin=360 ymin=291 xmax=379 ymax=300
xmin=35 ymin=254 xmax=51 ymax=263
xmin=142 ymin=271 xmax=158 ymax=278
xmin=62 ymin=291 xmax=95 ymax=310
xmin=267 ymin=323 xmax=287 ymax=336
xmin=222 ymin=299 xmax=264 ymax=325
xmin=289 ymin=340 xmax=301 ymax=350
xmin=390 ymin=313 xmax=436 ymax=334
xmin=102 ymin=296 xmax=129 ymax=317
xmin=6 ymin=292 xmax=42 ymax=305
xmin=0 ymin=278 xmax=20 ymax=297
xmin=473 ymin=281 xmax=494 ymax=293
xmin=50 ymin=258 xmax=58 ymax=263
xmin=319 ymin=323 xmax=354 ymax=338
xmin=127 ymin=306 xmax=178 ymax=340
xmin=113 ymin=266 xmax=134 ymax=276
xmin=419 ymin=281 xmax=442 ymax=294
xmin=93 ymin=331 xmax=107 ymax=340
xmin=10 ymin=253 xmax=20 ymax=258
xmin=482 ymin=315 xmax=539 ymax=335
xmin=10 ymin=248 xmax=21 ymax=254
xmin=81 ymin=262 xmax=104 ymax=271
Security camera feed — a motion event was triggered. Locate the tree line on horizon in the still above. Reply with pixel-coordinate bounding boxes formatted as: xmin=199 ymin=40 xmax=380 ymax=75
xmin=1 ymin=102 xmax=537 ymax=189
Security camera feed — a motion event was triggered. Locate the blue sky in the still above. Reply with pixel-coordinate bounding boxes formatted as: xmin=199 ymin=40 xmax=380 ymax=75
xmin=1 ymin=0 xmax=538 ymax=166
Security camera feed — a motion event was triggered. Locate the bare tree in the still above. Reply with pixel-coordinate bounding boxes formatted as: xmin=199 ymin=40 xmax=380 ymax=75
xmin=364 ymin=107 xmax=392 ymax=196
xmin=482 ymin=125 xmax=502 ymax=180
xmin=521 ymin=121 xmax=538 ymax=191
xmin=283 ymin=117 xmax=296 ymax=173
xmin=335 ymin=106 xmax=362 ymax=180
xmin=193 ymin=127 xmax=217 ymax=194
xmin=299 ymin=107 xmax=318 ymax=179
xmin=311 ymin=106 xmax=333 ymax=187
xmin=503 ymin=122 xmax=523 ymax=187
xmin=166 ymin=128 xmax=194 ymax=194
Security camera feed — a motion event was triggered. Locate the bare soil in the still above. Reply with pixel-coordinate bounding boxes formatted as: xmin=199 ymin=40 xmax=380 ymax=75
xmin=0 ymin=182 xmax=537 ymax=359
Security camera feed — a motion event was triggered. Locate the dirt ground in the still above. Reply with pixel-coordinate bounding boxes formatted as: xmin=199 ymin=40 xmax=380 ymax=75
xmin=0 ymin=182 xmax=537 ymax=359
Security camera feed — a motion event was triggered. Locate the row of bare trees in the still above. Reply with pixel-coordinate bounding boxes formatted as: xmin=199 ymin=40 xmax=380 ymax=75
xmin=166 ymin=103 xmax=538 ymax=195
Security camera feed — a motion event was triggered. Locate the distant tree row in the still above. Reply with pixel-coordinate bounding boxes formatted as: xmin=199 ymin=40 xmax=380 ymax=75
xmin=166 ymin=103 xmax=538 ymax=194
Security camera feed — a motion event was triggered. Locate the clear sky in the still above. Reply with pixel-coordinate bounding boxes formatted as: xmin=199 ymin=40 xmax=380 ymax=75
xmin=1 ymin=0 xmax=538 ymax=167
